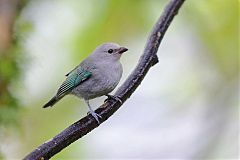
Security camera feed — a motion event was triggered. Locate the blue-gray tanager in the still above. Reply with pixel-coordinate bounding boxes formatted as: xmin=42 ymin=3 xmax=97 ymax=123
xmin=43 ymin=43 xmax=128 ymax=123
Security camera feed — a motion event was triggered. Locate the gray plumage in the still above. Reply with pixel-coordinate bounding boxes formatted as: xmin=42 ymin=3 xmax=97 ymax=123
xmin=43 ymin=42 xmax=128 ymax=123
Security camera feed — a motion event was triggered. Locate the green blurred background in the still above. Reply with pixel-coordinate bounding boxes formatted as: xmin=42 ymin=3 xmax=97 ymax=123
xmin=0 ymin=0 xmax=238 ymax=159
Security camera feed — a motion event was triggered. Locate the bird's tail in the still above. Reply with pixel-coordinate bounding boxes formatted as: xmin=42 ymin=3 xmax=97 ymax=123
xmin=43 ymin=96 xmax=60 ymax=108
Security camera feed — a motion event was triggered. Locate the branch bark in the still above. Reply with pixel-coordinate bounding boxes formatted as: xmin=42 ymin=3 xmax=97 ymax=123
xmin=24 ymin=0 xmax=185 ymax=159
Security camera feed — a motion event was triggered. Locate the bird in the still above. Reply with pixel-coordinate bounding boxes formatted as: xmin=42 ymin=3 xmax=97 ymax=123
xmin=43 ymin=42 xmax=128 ymax=123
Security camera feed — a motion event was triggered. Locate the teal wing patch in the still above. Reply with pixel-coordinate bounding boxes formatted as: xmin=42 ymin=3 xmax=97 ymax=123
xmin=57 ymin=68 xmax=91 ymax=98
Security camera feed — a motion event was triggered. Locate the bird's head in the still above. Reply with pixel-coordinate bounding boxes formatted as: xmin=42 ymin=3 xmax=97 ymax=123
xmin=92 ymin=42 xmax=128 ymax=61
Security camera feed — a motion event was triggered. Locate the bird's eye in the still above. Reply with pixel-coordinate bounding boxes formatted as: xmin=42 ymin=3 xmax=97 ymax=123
xmin=107 ymin=49 xmax=113 ymax=54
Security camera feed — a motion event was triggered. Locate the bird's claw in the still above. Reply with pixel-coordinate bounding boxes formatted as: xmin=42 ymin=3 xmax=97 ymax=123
xmin=87 ymin=110 xmax=102 ymax=124
xmin=105 ymin=94 xmax=122 ymax=104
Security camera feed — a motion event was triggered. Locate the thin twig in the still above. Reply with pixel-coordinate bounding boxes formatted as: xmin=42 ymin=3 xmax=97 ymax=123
xmin=24 ymin=0 xmax=185 ymax=159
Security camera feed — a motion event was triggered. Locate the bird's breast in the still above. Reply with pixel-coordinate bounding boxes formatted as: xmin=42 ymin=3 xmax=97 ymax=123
xmin=97 ymin=62 xmax=123 ymax=88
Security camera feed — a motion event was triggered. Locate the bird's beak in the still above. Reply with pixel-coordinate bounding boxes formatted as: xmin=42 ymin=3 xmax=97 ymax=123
xmin=117 ymin=47 xmax=128 ymax=54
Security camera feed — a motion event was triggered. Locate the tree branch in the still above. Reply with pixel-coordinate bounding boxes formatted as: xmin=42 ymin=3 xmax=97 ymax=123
xmin=24 ymin=0 xmax=186 ymax=159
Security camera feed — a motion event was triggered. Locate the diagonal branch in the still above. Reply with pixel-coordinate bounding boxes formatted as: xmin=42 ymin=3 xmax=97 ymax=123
xmin=24 ymin=0 xmax=186 ymax=159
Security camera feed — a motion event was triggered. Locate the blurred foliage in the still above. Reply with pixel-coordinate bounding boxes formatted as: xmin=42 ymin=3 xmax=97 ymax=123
xmin=185 ymin=0 xmax=238 ymax=79
xmin=0 ymin=0 xmax=238 ymax=159
xmin=0 ymin=23 xmax=31 ymax=126
xmin=71 ymin=0 xmax=153 ymax=61
xmin=0 ymin=0 xmax=30 ymax=158
xmin=0 ymin=0 xmax=27 ymax=126
xmin=0 ymin=51 xmax=19 ymax=125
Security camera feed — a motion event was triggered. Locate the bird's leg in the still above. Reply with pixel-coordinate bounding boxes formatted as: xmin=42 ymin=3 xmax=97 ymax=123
xmin=85 ymin=100 xmax=102 ymax=124
xmin=104 ymin=94 xmax=122 ymax=104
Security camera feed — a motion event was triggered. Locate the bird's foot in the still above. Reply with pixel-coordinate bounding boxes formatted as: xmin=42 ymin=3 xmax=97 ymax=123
xmin=87 ymin=110 xmax=102 ymax=124
xmin=105 ymin=94 xmax=122 ymax=104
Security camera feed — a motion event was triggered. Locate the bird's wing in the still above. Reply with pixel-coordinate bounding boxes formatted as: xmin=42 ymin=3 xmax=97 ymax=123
xmin=56 ymin=68 xmax=92 ymax=98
